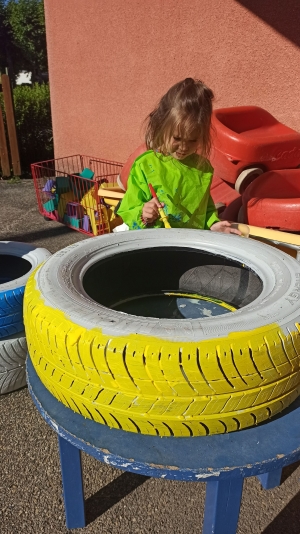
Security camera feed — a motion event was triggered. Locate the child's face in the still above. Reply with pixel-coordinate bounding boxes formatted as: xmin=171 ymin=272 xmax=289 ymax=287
xmin=170 ymin=128 xmax=200 ymax=160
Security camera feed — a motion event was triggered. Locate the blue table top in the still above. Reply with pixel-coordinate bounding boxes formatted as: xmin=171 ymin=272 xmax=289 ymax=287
xmin=26 ymin=356 xmax=300 ymax=481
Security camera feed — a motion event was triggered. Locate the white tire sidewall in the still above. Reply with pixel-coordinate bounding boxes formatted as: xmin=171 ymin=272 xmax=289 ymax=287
xmin=235 ymin=167 xmax=264 ymax=193
xmin=0 ymin=242 xmax=51 ymax=292
xmin=33 ymin=229 xmax=300 ymax=342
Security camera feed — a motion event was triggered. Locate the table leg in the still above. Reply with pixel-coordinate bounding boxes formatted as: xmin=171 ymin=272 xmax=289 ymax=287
xmin=58 ymin=435 xmax=85 ymax=529
xmin=257 ymin=469 xmax=282 ymax=489
xmin=203 ymin=477 xmax=243 ymax=534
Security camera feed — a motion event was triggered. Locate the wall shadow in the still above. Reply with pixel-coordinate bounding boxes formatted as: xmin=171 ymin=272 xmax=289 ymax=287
xmin=1 ymin=224 xmax=82 ymax=243
xmin=234 ymin=1 xmax=300 ymax=47
xmin=280 ymin=460 xmax=300 ymax=485
xmin=262 ymin=490 xmax=300 ymax=534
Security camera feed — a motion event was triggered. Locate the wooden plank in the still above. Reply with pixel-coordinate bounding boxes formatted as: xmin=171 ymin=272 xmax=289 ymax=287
xmin=98 ymin=189 xmax=125 ymax=199
xmin=237 ymin=222 xmax=300 ymax=246
xmin=0 ymin=105 xmax=10 ymax=177
xmin=1 ymin=74 xmax=21 ymax=176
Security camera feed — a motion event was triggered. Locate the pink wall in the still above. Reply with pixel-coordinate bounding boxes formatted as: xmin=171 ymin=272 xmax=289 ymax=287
xmin=44 ymin=0 xmax=300 ymax=163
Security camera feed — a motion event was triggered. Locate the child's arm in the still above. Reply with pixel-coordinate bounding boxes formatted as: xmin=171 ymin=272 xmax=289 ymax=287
xmin=205 ymin=194 xmax=241 ymax=234
xmin=142 ymin=197 xmax=163 ymax=224
xmin=116 ymin=162 xmax=161 ymax=228
xmin=210 ymin=220 xmax=241 ymax=234
xmin=117 ymin=175 xmax=148 ymax=229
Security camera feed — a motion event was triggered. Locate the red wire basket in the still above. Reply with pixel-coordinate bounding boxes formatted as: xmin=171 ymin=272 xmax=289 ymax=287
xmin=31 ymin=154 xmax=124 ymax=236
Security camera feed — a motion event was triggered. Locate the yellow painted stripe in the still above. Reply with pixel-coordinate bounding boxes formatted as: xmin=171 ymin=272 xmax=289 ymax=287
xmin=165 ymin=292 xmax=236 ymax=312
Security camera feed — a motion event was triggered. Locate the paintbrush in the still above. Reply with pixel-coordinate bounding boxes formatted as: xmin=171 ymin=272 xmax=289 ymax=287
xmin=148 ymin=183 xmax=171 ymax=229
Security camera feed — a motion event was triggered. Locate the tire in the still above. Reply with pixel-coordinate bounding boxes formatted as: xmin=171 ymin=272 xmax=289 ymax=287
xmin=179 ymin=264 xmax=262 ymax=308
xmin=24 ymin=230 xmax=300 ymax=437
xmin=0 ymin=241 xmax=51 ymax=338
xmin=0 ymin=332 xmax=27 ymax=394
xmin=235 ymin=167 xmax=264 ymax=194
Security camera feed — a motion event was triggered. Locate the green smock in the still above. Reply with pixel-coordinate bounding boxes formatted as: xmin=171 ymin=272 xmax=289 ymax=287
xmin=117 ymin=150 xmax=219 ymax=230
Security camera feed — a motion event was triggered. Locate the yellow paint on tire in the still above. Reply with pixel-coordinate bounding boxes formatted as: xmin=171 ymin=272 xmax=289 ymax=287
xmin=24 ymin=268 xmax=300 ymax=437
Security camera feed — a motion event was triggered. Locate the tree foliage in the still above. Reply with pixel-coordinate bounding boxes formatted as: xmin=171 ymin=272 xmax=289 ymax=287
xmin=0 ymin=83 xmax=53 ymax=174
xmin=0 ymin=0 xmax=47 ymax=82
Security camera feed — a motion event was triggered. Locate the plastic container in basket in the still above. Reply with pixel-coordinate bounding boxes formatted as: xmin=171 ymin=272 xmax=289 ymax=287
xmin=31 ymin=154 xmax=124 ymax=236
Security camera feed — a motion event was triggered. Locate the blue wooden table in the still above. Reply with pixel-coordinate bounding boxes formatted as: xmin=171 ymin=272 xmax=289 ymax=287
xmin=26 ymin=357 xmax=300 ymax=533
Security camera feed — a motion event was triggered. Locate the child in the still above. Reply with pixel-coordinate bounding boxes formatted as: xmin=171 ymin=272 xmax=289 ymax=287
xmin=117 ymin=78 xmax=240 ymax=235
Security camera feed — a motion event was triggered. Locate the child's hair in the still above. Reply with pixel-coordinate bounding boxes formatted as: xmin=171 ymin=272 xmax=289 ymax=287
xmin=145 ymin=77 xmax=214 ymax=160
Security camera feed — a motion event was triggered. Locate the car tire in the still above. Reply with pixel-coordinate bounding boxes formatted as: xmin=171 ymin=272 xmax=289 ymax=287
xmin=0 ymin=332 xmax=27 ymax=394
xmin=235 ymin=167 xmax=264 ymax=194
xmin=24 ymin=230 xmax=300 ymax=436
xmin=0 ymin=241 xmax=51 ymax=338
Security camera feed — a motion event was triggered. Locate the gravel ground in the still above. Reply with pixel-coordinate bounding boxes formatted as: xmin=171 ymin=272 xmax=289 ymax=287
xmin=1 ymin=180 xmax=300 ymax=534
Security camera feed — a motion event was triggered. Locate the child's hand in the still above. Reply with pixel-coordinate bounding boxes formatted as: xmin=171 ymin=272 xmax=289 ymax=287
xmin=142 ymin=198 xmax=164 ymax=224
xmin=210 ymin=221 xmax=242 ymax=235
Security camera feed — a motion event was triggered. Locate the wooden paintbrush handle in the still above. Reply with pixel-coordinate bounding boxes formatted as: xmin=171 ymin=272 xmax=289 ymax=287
xmin=148 ymin=183 xmax=171 ymax=229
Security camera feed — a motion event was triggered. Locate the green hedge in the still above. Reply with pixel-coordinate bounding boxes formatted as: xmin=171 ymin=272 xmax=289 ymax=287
xmin=0 ymin=83 xmax=53 ymax=176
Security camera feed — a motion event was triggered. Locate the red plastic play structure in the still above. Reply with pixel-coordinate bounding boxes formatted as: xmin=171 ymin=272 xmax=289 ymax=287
xmin=220 ymin=168 xmax=300 ymax=232
xmin=210 ymin=106 xmax=300 ymax=193
xmin=241 ymin=169 xmax=300 ymax=231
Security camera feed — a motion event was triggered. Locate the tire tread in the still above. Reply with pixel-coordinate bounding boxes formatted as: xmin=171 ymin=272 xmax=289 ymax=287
xmin=24 ymin=269 xmax=300 ymax=436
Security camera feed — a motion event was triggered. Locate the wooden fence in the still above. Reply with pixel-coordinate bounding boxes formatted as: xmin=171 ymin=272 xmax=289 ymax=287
xmin=0 ymin=74 xmax=21 ymax=177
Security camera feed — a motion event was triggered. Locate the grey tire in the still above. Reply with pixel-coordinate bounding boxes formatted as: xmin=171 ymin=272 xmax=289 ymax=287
xmin=235 ymin=167 xmax=264 ymax=194
xmin=0 ymin=332 xmax=27 ymax=394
